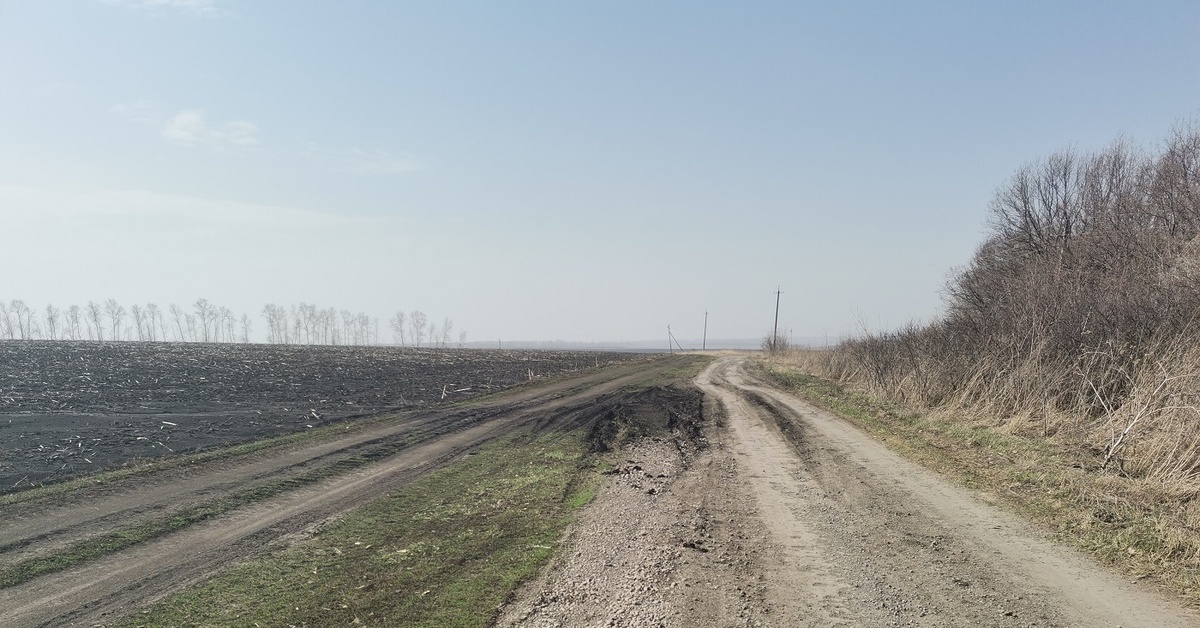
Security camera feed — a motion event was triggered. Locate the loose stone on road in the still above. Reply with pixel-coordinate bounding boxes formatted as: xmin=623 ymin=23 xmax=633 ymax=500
xmin=501 ymin=356 xmax=1200 ymax=627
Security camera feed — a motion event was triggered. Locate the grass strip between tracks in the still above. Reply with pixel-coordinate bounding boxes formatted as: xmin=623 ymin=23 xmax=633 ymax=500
xmin=0 ymin=431 xmax=425 ymax=589
xmin=759 ymin=360 xmax=1200 ymax=605
xmin=0 ymin=414 xmax=399 ymax=509
xmin=0 ymin=356 xmax=702 ymax=593
xmin=117 ymin=428 xmax=600 ymax=628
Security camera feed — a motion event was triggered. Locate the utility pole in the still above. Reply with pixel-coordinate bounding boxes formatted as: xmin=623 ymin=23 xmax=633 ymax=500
xmin=667 ymin=325 xmax=673 ymax=355
xmin=772 ymin=286 xmax=782 ymax=352
xmin=702 ymin=310 xmax=708 ymax=351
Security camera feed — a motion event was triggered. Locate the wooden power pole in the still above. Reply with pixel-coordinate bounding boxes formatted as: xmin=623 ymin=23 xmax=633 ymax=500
xmin=702 ymin=310 xmax=708 ymax=351
xmin=772 ymin=287 xmax=782 ymax=351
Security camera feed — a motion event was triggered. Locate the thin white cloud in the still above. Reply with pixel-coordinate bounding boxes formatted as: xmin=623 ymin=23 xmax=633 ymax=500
xmin=348 ymin=149 xmax=422 ymax=175
xmin=299 ymin=145 xmax=424 ymax=175
xmin=161 ymin=110 xmax=260 ymax=148
xmin=103 ymin=0 xmax=225 ymax=17
xmin=110 ymin=100 xmax=159 ymax=124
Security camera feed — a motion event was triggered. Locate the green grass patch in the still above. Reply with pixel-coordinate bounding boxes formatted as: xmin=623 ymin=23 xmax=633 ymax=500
xmin=117 ymin=429 xmax=597 ymax=628
xmin=567 ymin=486 xmax=597 ymax=509
xmin=0 ymin=432 xmax=426 ymax=589
xmin=633 ymin=354 xmax=713 ymax=389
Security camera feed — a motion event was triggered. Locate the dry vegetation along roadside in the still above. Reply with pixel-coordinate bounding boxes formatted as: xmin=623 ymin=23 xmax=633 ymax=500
xmin=760 ymin=122 xmax=1200 ymax=607
xmin=759 ymin=354 xmax=1200 ymax=606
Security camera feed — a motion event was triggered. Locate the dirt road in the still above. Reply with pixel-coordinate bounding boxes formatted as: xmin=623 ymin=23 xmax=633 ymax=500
xmin=0 ymin=356 xmax=689 ymax=628
xmin=500 ymin=356 xmax=1200 ymax=627
xmin=9 ymin=353 xmax=1199 ymax=627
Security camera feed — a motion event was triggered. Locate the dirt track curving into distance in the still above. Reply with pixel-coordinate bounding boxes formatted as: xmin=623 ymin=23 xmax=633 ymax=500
xmin=499 ymin=355 xmax=1200 ymax=627
xmin=8 ymin=353 xmax=1200 ymax=627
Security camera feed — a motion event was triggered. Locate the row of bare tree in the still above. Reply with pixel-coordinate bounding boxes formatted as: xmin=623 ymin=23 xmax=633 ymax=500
xmin=388 ymin=310 xmax=466 ymax=349
xmin=260 ymin=303 xmax=379 ymax=346
xmin=0 ymin=298 xmax=255 ymax=343
xmin=0 ymin=298 xmax=466 ymax=348
xmin=811 ymin=120 xmax=1200 ymax=482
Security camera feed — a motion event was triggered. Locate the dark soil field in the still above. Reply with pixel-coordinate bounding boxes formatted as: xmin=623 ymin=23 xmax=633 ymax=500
xmin=0 ymin=341 xmax=650 ymax=492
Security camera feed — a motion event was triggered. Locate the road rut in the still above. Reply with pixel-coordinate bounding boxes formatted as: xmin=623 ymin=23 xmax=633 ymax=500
xmin=0 ymin=356 xmax=688 ymax=628
xmin=497 ymin=355 xmax=1200 ymax=627
xmin=698 ymin=356 xmax=1199 ymax=627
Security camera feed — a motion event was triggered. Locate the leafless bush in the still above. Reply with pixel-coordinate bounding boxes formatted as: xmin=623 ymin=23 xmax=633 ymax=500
xmin=808 ymin=121 xmax=1200 ymax=486
xmin=761 ymin=331 xmax=792 ymax=354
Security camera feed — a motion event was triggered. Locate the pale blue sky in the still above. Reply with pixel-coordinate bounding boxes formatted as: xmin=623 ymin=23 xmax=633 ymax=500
xmin=2 ymin=1 xmax=1198 ymax=343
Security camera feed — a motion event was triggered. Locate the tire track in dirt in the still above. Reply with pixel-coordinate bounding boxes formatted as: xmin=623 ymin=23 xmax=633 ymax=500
xmin=0 ymin=412 xmax=442 ymax=569
xmin=0 ymin=356 xmax=691 ymax=628
xmin=699 ymin=356 xmax=1200 ymax=628
xmin=494 ymin=356 xmax=1200 ymax=627
xmin=0 ymin=357 xmax=667 ymax=573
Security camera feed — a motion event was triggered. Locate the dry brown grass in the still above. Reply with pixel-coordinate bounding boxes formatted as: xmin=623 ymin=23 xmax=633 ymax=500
xmin=769 ymin=121 xmax=1200 ymax=601
xmin=763 ymin=351 xmax=1200 ymax=603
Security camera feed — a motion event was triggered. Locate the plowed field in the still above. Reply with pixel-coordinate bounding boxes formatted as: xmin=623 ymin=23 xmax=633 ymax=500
xmin=0 ymin=341 xmax=648 ymax=491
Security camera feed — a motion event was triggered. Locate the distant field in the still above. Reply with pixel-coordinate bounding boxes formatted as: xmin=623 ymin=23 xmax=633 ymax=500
xmin=0 ymin=341 xmax=650 ymax=491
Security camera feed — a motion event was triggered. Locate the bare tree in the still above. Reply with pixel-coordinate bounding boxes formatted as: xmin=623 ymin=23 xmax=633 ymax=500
xmin=326 ymin=307 xmax=336 ymax=344
xmin=410 ymin=310 xmax=427 ymax=347
xmin=290 ymin=304 xmax=302 ymax=343
xmin=441 ymin=317 xmax=453 ymax=349
xmin=193 ymin=298 xmax=213 ymax=342
xmin=291 ymin=303 xmax=308 ymax=344
xmin=65 ymin=305 xmax=82 ymax=340
xmin=336 ymin=310 xmax=351 ymax=345
xmin=131 ymin=304 xmax=146 ymax=341
xmin=1148 ymin=120 xmax=1200 ymax=237
xmin=86 ymin=301 xmax=105 ymax=341
xmin=390 ymin=311 xmax=407 ymax=346
xmin=458 ymin=329 xmax=468 ymax=348
xmin=44 ymin=304 xmax=61 ymax=340
xmin=146 ymin=303 xmax=162 ymax=341
xmin=104 ymin=298 xmax=126 ymax=341
xmin=219 ymin=307 xmax=235 ymax=343
xmin=362 ymin=313 xmax=374 ymax=345
xmin=262 ymin=304 xmax=288 ymax=344
xmin=988 ymin=149 xmax=1089 ymax=260
xmin=0 ymin=302 xmax=12 ymax=339
xmin=169 ymin=303 xmax=186 ymax=341
xmin=240 ymin=313 xmax=252 ymax=343
xmin=10 ymin=300 xmax=32 ymax=339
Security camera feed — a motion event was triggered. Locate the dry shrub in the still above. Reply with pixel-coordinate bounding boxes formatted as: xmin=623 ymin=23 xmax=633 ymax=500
xmin=1086 ymin=336 xmax=1200 ymax=483
xmin=801 ymin=121 xmax=1200 ymax=490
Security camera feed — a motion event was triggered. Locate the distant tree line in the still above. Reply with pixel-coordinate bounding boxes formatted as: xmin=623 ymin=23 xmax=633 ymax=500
xmin=388 ymin=310 xmax=467 ymax=349
xmin=0 ymin=298 xmax=466 ymax=348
